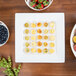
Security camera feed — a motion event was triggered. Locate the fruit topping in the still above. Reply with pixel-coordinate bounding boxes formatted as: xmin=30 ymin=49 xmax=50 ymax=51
xmin=37 ymin=29 xmax=42 ymax=33
xmin=37 ymin=48 xmax=42 ymax=53
xmin=37 ymin=22 xmax=42 ymax=27
xmin=37 ymin=41 xmax=42 ymax=46
xmin=43 ymin=48 xmax=48 ymax=53
xmin=44 ymin=22 xmax=48 ymax=27
xmin=37 ymin=35 xmax=42 ymax=39
xmin=24 ymin=23 xmax=29 ymax=27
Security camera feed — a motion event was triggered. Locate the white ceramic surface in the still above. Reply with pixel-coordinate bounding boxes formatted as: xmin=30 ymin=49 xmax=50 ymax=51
xmin=70 ymin=24 xmax=76 ymax=57
xmin=15 ymin=13 xmax=65 ymax=63
xmin=0 ymin=21 xmax=9 ymax=47
xmin=25 ymin=0 xmax=53 ymax=11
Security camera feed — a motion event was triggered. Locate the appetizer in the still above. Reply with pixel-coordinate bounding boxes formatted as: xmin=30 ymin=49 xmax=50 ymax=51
xmin=37 ymin=48 xmax=42 ymax=53
xmin=25 ymin=42 xmax=30 ymax=47
xmin=50 ymin=29 xmax=55 ymax=34
xmin=37 ymin=41 xmax=42 ymax=46
xmin=25 ymin=48 xmax=30 ymax=53
xmin=24 ymin=23 xmax=29 ymax=27
xmin=50 ymin=22 xmax=55 ymax=28
xmin=44 ymin=29 xmax=48 ymax=34
xmin=25 ymin=36 xmax=29 ymax=40
xmin=37 ymin=35 xmax=42 ymax=39
xmin=31 ymin=23 xmax=36 ymax=28
xmin=37 ymin=22 xmax=42 ymax=27
xmin=44 ymin=22 xmax=48 ymax=27
xmin=31 ymin=36 xmax=36 ymax=40
xmin=43 ymin=48 xmax=48 ymax=53
xmin=31 ymin=29 xmax=36 ymax=34
xmin=31 ymin=42 xmax=36 ymax=46
xmin=49 ymin=49 xmax=55 ymax=53
xmin=43 ymin=42 xmax=48 ymax=47
xmin=24 ymin=29 xmax=29 ymax=34
xmin=37 ymin=29 xmax=42 ymax=33
xmin=31 ymin=48 xmax=36 ymax=53
xmin=44 ymin=35 xmax=48 ymax=40
xmin=50 ymin=43 xmax=55 ymax=47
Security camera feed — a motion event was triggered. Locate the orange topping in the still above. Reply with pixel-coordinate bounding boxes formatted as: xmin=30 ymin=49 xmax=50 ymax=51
xmin=37 ymin=49 xmax=42 ymax=53
xmin=37 ymin=41 xmax=42 ymax=46
xmin=37 ymin=29 xmax=42 ymax=33
xmin=37 ymin=35 xmax=42 ymax=39
xmin=37 ymin=22 xmax=42 ymax=27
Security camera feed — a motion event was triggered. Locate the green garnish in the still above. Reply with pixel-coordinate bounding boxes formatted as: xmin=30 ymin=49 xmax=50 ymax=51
xmin=37 ymin=3 xmax=42 ymax=8
xmin=30 ymin=1 xmax=36 ymax=7
xmin=43 ymin=0 xmax=49 ymax=6
xmin=0 ymin=56 xmax=21 ymax=76
xmin=38 ymin=0 xmax=43 ymax=3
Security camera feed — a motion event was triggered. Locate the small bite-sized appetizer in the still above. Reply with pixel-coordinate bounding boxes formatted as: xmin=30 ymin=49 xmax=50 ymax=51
xmin=50 ymin=36 xmax=55 ymax=41
xmin=43 ymin=48 xmax=48 ymax=53
xmin=25 ymin=36 xmax=29 ymax=40
xmin=31 ymin=48 xmax=36 ymax=53
xmin=37 ymin=41 xmax=42 ymax=46
xmin=31 ymin=42 xmax=36 ymax=46
xmin=73 ymin=45 xmax=76 ymax=51
xmin=44 ymin=22 xmax=48 ymax=27
xmin=31 ymin=29 xmax=36 ymax=34
xmin=24 ymin=23 xmax=29 ymax=27
xmin=31 ymin=36 xmax=36 ymax=40
xmin=31 ymin=23 xmax=36 ymax=28
xmin=37 ymin=48 xmax=42 ymax=53
xmin=44 ymin=29 xmax=48 ymax=34
xmin=25 ymin=48 xmax=30 ymax=53
xmin=50 ymin=29 xmax=55 ymax=34
xmin=25 ymin=42 xmax=30 ymax=47
xmin=44 ymin=35 xmax=48 ymax=40
xmin=37 ymin=35 xmax=42 ymax=39
xmin=37 ymin=29 xmax=42 ymax=33
xmin=24 ymin=29 xmax=29 ymax=34
xmin=50 ymin=43 xmax=55 ymax=47
xmin=37 ymin=22 xmax=42 ymax=27
xmin=73 ymin=36 xmax=76 ymax=43
xmin=43 ymin=42 xmax=48 ymax=47
xmin=50 ymin=22 xmax=55 ymax=28
xmin=49 ymin=49 xmax=55 ymax=53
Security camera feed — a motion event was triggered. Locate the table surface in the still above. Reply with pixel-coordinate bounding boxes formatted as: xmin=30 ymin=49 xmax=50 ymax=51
xmin=0 ymin=0 xmax=76 ymax=76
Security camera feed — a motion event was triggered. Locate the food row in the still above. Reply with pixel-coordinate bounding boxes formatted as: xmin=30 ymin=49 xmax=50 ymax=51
xmin=24 ymin=29 xmax=55 ymax=34
xmin=24 ymin=22 xmax=55 ymax=28
xmin=25 ymin=48 xmax=55 ymax=53
xmin=25 ymin=42 xmax=55 ymax=47
xmin=25 ymin=35 xmax=55 ymax=40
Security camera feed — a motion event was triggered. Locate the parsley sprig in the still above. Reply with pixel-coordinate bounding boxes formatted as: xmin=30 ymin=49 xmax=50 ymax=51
xmin=0 ymin=56 xmax=21 ymax=76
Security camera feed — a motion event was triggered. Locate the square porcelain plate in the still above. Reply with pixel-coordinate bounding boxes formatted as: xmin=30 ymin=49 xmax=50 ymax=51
xmin=15 ymin=13 xmax=65 ymax=63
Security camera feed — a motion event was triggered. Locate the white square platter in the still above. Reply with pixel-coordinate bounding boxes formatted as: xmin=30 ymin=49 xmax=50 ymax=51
xmin=15 ymin=13 xmax=65 ymax=63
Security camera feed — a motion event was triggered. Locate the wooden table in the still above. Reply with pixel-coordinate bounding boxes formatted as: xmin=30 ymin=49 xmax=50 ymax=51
xmin=0 ymin=0 xmax=76 ymax=76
